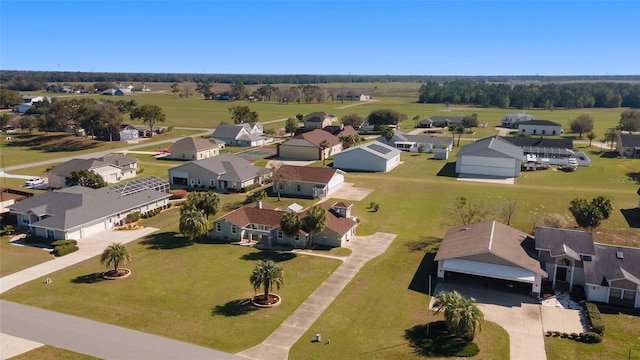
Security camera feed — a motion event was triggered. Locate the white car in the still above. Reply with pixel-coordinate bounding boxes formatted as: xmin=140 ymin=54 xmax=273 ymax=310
xmin=24 ymin=177 xmax=45 ymax=188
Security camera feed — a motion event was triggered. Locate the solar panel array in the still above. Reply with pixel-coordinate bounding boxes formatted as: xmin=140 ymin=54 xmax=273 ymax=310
xmin=368 ymin=143 xmax=392 ymax=154
xmin=110 ymin=176 xmax=170 ymax=196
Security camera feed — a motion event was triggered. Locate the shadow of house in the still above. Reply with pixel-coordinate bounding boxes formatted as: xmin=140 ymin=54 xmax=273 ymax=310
xmin=239 ymin=251 xmax=297 ymax=262
xmin=139 ymin=231 xmax=194 ymax=250
xmin=436 ymin=162 xmax=458 ymax=178
xmin=408 ymin=252 xmax=438 ymax=295
xmin=621 ymin=208 xmax=640 ymax=228
xmin=211 ymin=299 xmax=259 ymax=317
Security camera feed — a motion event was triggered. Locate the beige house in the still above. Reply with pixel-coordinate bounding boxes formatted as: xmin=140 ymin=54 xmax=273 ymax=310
xmin=275 ymin=165 xmax=345 ymax=199
xmin=170 ymin=137 xmax=222 ymax=160
xmin=303 ymin=112 xmax=337 ymax=129
xmin=277 ymin=129 xmax=342 ymax=161
xmin=617 ymin=133 xmax=640 ymax=158
xmin=210 ymin=201 xmax=357 ymax=248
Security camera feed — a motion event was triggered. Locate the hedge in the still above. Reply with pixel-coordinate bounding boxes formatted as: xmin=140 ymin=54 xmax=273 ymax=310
xmin=52 ymin=245 xmax=79 ymax=256
xmin=581 ymin=331 xmax=603 ymax=343
xmin=584 ymin=302 xmax=605 ymax=334
xmin=51 ymin=239 xmax=77 ymax=247
xmin=241 ymin=183 xmax=261 ymax=193
xmin=126 ymin=211 xmax=141 ymax=223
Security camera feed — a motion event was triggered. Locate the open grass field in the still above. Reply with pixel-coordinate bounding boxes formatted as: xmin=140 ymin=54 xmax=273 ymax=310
xmin=10 ymin=345 xmax=100 ymax=360
xmin=0 ymin=235 xmax=54 ymax=277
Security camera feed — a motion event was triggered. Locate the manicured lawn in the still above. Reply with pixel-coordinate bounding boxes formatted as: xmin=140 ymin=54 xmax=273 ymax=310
xmin=0 ymin=208 xmax=341 ymax=354
xmin=545 ymin=311 xmax=640 ymax=360
xmin=10 ymin=346 xmax=99 ymax=360
xmin=0 ymin=235 xmax=53 ymax=277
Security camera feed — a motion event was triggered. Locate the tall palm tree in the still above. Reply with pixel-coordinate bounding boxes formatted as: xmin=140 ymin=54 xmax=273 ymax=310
xmin=432 ymin=290 xmax=484 ymax=341
xmin=319 ymin=140 xmax=330 ymax=166
xmin=179 ymin=208 xmax=208 ymax=241
xmin=380 ymin=125 xmax=395 ymax=145
xmin=100 ymin=242 xmax=131 ymax=274
xmin=200 ymin=191 xmax=221 ymax=220
xmin=302 ymin=205 xmax=326 ymax=248
xmin=250 ymin=260 xmax=284 ymax=303
xmin=280 ymin=211 xmax=301 ymax=247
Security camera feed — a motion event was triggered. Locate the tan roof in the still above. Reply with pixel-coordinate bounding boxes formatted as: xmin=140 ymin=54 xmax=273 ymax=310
xmin=435 ymin=221 xmax=546 ymax=276
xmin=304 ymin=112 xmax=332 ymax=122
xmin=279 ymin=165 xmax=340 ymax=184
xmin=293 ymin=129 xmax=340 ymax=147
xmin=170 ymin=137 xmax=219 ymax=152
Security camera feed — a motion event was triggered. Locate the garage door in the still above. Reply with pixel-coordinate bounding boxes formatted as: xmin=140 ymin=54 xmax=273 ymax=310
xmin=442 ymin=259 xmax=535 ymax=283
xmin=67 ymin=228 xmax=81 ymax=240
xmin=609 ymin=288 xmax=636 ymax=307
xmin=460 ymin=164 xmax=515 ymax=178
xmin=82 ymin=220 xmax=106 ymax=238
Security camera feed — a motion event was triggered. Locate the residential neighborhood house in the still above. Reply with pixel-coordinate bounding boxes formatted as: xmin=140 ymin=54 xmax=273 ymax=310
xmin=277 ymin=129 xmax=342 ymax=161
xmin=501 ymin=136 xmax=591 ymax=167
xmin=9 ymin=177 xmax=170 ymax=240
xmin=336 ymin=94 xmax=370 ymax=101
xmin=274 ymin=165 xmax=345 ymax=199
xmin=210 ymin=200 xmax=357 ymax=248
xmin=0 ymin=188 xmax=34 ymax=213
xmin=332 ymin=141 xmax=401 ymax=172
xmin=167 ymin=153 xmax=270 ymax=191
xmin=14 ymin=95 xmax=50 ymax=114
xmin=455 ymin=136 xmax=523 ymax=178
xmin=518 ymin=120 xmax=563 ymax=136
xmin=295 ymin=124 xmax=359 ymax=139
xmin=170 ymin=137 xmax=222 ymax=160
xmin=114 ymin=124 xmax=140 ymax=141
xmin=211 ymin=123 xmax=268 ymax=146
xmin=501 ymin=112 xmax=535 ymax=128
xmin=101 ymin=88 xmax=132 ymax=96
xmin=48 ymin=155 xmax=138 ymax=188
xmin=617 ymin=133 xmax=640 ymax=158
xmin=418 ymin=115 xmax=464 ymax=128
xmin=303 ymin=112 xmax=337 ymax=129
xmin=376 ymin=130 xmax=453 ymax=153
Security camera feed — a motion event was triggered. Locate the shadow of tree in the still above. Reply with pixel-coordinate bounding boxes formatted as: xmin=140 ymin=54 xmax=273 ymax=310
xmin=625 ymin=172 xmax=640 ymax=183
xmin=194 ymin=237 xmax=232 ymax=245
xmin=71 ymin=272 xmax=107 ymax=284
xmin=211 ymin=299 xmax=259 ymax=317
xmin=436 ymin=162 xmax=457 ymax=178
xmin=404 ymin=322 xmax=477 ymax=357
xmin=620 ymin=208 xmax=640 ymax=228
xmin=240 ymin=251 xmax=297 ymax=262
xmin=406 ymin=236 xmax=441 ymax=253
xmin=599 ymin=151 xmax=618 ymax=158
xmin=139 ymin=231 xmax=193 ymax=250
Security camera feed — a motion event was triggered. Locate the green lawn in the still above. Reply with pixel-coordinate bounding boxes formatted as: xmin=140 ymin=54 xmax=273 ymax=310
xmin=0 ymin=235 xmax=53 ymax=277
xmin=9 ymin=346 xmax=99 ymax=360
xmin=1 ymin=207 xmax=341 ymax=354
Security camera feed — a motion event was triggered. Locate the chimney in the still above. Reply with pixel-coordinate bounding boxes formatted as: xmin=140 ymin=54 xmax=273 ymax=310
xmin=340 ymin=123 xmax=344 ymax=130
xmin=256 ymin=201 xmax=262 ymax=209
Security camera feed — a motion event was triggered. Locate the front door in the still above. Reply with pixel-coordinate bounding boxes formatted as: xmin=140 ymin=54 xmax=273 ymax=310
xmin=555 ymin=267 xmax=568 ymax=282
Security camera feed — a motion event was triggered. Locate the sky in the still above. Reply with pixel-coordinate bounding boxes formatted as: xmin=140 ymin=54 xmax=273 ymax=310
xmin=1 ymin=1 xmax=639 ymax=76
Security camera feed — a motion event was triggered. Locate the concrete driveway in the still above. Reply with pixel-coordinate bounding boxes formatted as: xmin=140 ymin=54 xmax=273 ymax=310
xmin=329 ymin=182 xmax=374 ymax=201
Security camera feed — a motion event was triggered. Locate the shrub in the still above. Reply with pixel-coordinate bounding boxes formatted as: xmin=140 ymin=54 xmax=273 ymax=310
xmin=22 ymin=233 xmax=53 ymax=246
xmin=3 ymin=225 xmax=15 ymax=235
xmin=584 ymin=302 xmax=605 ymax=334
xmin=553 ymin=331 xmax=561 ymax=337
xmin=52 ymin=244 xmax=79 ymax=256
xmin=51 ymin=239 xmax=77 ymax=247
xmin=561 ymin=332 xmax=569 ymax=338
xmin=455 ymin=343 xmax=480 ymax=357
xmin=241 ymin=183 xmax=261 ymax=193
xmin=126 ymin=211 xmax=141 ymax=223
xmin=545 ymin=331 xmax=553 ymax=337
xmin=570 ymin=332 xmax=579 ymax=339
xmin=170 ymin=189 xmax=187 ymax=200
xmin=581 ymin=331 xmax=603 ymax=343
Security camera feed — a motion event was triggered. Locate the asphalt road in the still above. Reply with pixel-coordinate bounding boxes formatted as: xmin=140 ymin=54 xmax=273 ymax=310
xmin=0 ymin=301 xmax=245 ymax=360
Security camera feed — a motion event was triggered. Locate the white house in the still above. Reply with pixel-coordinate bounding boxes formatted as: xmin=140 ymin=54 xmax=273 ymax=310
xmin=376 ymin=130 xmax=453 ymax=153
xmin=211 ymin=123 xmax=268 ymax=146
xmin=518 ymin=120 xmax=563 ymax=136
xmin=277 ymin=129 xmax=342 ymax=161
xmin=275 ymin=165 xmax=345 ymax=199
xmin=332 ymin=141 xmax=401 ymax=172
xmin=455 ymin=136 xmax=523 ymax=178
xmin=501 ymin=112 xmax=535 ymax=128
xmin=14 ymin=95 xmax=50 ymax=114
xmin=48 ymin=155 xmax=138 ymax=188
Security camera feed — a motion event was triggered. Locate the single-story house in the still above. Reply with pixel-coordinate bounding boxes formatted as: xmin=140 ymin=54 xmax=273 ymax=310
xmin=585 ymin=244 xmax=640 ymax=308
xmin=332 ymin=141 xmax=401 ymax=172
xmin=14 ymin=96 xmax=50 ymax=114
xmin=0 ymin=188 xmax=34 ymax=213
xmin=275 ymin=165 xmax=345 ymax=199
xmin=9 ymin=178 xmax=170 ymax=240
xmin=303 ymin=112 xmax=337 ymax=129
xmin=617 ymin=133 xmax=640 ymax=158
xmin=133 ymin=125 xmax=167 ymax=138
xmin=336 ymin=94 xmax=370 ymax=101
xmin=48 ymin=155 xmax=138 ymax=188
xmin=435 ymin=221 xmax=547 ymax=297
xmin=277 ymin=129 xmax=342 ymax=161
xmin=211 ymin=123 xmax=268 ymax=147
xmin=501 ymin=112 xmax=535 ymax=128
xmin=294 ymin=124 xmax=359 ymax=139
xmin=114 ymin=124 xmax=140 ymax=141
xmin=455 ymin=136 xmax=523 ymax=178
xmin=500 ymin=136 xmax=591 ymax=167
xmin=419 ymin=115 xmax=464 ymax=128
xmin=376 ymin=130 xmax=453 ymax=152
xmin=170 ymin=137 xmax=221 ymax=160
xmin=101 ymin=88 xmax=132 ymax=96
xmin=167 ymin=153 xmax=270 ymax=191
xmin=518 ymin=120 xmax=563 ymax=136
xmin=210 ymin=201 xmax=357 ymax=248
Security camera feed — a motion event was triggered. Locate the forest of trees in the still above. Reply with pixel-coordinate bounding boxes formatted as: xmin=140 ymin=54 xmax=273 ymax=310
xmin=417 ymin=80 xmax=640 ymax=109
xmin=1 ymin=70 xmax=639 ymax=91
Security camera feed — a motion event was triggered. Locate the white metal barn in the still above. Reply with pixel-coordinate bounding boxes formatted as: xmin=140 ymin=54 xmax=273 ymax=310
xmin=332 ymin=142 xmax=401 ymax=172
xmin=455 ymin=137 xmax=523 ymax=178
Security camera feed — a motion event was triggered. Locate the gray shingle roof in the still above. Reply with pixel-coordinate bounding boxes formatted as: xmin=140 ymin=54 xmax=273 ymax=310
xmin=534 ymin=227 xmax=596 ymax=258
xmin=456 ymin=136 xmax=523 ymax=159
xmin=584 ymin=244 xmax=640 ymax=286
xmin=520 ymin=120 xmax=561 ymax=127
xmin=168 ymin=153 xmax=269 ymax=183
xmin=50 ymin=155 xmax=137 ymax=177
xmin=211 ymin=125 xmax=244 ymax=140
xmin=620 ymin=134 xmax=640 ymax=148
xmin=500 ymin=136 xmax=573 ymax=150
xmin=170 ymin=137 xmax=219 ymax=152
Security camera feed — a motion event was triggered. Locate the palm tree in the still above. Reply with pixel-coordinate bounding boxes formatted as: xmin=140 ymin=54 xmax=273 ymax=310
xmin=380 ymin=125 xmax=395 ymax=145
xmin=200 ymin=191 xmax=221 ymax=220
xmin=179 ymin=208 xmax=208 ymax=241
xmin=302 ymin=205 xmax=326 ymax=248
xmin=100 ymin=242 xmax=131 ymax=274
xmin=280 ymin=211 xmax=301 ymax=247
xmin=250 ymin=260 xmax=284 ymax=304
xmin=432 ymin=290 xmax=484 ymax=341
xmin=319 ymin=140 xmax=330 ymax=165
xmin=413 ymin=115 xmax=421 ymax=128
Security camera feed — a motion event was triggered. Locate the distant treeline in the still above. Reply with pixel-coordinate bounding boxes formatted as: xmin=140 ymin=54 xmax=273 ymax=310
xmin=418 ymin=81 xmax=640 ymax=109
xmin=1 ymin=70 xmax=640 ymax=91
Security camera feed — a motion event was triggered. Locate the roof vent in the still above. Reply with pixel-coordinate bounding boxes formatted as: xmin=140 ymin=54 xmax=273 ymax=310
xmin=616 ymin=251 xmax=624 ymax=259
xmin=461 ymin=227 xmax=469 ymax=231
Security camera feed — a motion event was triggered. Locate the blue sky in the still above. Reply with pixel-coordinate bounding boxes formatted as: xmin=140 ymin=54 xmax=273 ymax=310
xmin=1 ymin=1 xmax=639 ymax=75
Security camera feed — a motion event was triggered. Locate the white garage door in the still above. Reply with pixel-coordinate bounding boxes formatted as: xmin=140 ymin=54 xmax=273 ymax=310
xmin=460 ymin=164 xmax=515 ymax=178
xmin=442 ymin=259 xmax=535 ymax=283
xmin=67 ymin=228 xmax=81 ymax=240
xmin=82 ymin=220 xmax=106 ymax=238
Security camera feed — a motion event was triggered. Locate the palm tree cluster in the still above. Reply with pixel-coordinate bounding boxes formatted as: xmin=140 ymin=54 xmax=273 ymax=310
xmin=432 ymin=291 xmax=484 ymax=341
xmin=250 ymin=260 xmax=284 ymax=304
xmin=179 ymin=191 xmax=220 ymax=241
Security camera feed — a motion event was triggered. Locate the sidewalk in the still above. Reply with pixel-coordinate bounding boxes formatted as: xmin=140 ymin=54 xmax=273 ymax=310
xmin=237 ymin=232 xmax=396 ymax=360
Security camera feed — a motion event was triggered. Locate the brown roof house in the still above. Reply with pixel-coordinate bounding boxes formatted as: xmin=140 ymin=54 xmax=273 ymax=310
xmin=303 ymin=112 xmax=337 ymax=130
xmin=277 ymin=129 xmax=342 ymax=161
xmin=211 ymin=201 xmax=357 ymax=248
xmin=435 ymin=220 xmax=547 ymax=297
xmin=274 ymin=165 xmax=345 ymax=199
xmin=170 ymin=137 xmax=222 ymax=160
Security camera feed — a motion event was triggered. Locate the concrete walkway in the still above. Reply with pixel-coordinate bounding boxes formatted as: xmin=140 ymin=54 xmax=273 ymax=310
xmin=0 ymin=227 xmax=158 ymax=294
xmin=237 ymin=232 xmax=396 ymax=360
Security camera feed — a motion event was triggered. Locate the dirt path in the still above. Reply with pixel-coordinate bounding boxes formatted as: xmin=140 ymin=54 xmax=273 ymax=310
xmin=335 ymin=99 xmax=379 ymax=109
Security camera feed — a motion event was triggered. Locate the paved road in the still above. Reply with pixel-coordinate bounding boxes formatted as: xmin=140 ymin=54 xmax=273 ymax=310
xmin=0 ymin=301 xmax=243 ymax=360
xmin=238 ymin=232 xmax=396 ymax=360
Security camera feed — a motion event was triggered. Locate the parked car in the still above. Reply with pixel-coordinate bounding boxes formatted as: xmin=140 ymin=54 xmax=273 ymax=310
xmin=24 ymin=177 xmax=46 ymax=188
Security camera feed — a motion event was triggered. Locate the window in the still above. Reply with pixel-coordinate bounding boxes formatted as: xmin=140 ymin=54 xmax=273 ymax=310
xmin=533 ymin=129 xmax=537 ymax=134
xmin=277 ymin=230 xmax=283 ymax=239
xmin=21 ymin=214 xmax=29 ymax=224
xmin=46 ymin=229 xmax=55 ymax=239
xmin=297 ymin=184 xmax=301 ymax=192
xmin=231 ymin=225 xmax=237 ymax=234
xmin=295 ymin=234 xmax=300 ymax=241
xmin=197 ymin=178 xmax=201 ymax=185
xmin=216 ymin=222 xmax=222 ymax=232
